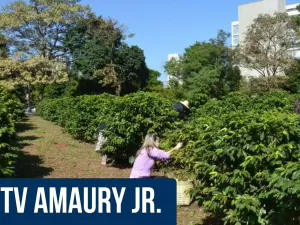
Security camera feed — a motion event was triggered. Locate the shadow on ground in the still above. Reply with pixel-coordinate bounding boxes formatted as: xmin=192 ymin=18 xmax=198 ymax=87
xmin=14 ymin=151 xmax=54 ymax=178
xmin=12 ymin=116 xmax=54 ymax=178
xmin=15 ymin=117 xmax=37 ymax=133
xmin=200 ymin=216 xmax=223 ymax=225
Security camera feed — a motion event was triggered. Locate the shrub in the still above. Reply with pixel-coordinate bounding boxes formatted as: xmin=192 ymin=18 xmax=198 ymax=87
xmin=36 ymin=97 xmax=75 ymax=125
xmin=36 ymin=89 xmax=300 ymax=224
xmin=63 ymin=94 xmax=114 ymax=141
xmin=0 ymin=86 xmax=25 ymax=121
xmin=92 ymin=92 xmax=180 ymax=163
xmin=0 ymin=86 xmax=25 ymax=177
xmin=37 ymin=94 xmax=115 ymax=141
xmin=37 ymin=91 xmax=180 ymax=163
xmin=193 ymin=91 xmax=299 ymax=119
xmin=162 ymin=91 xmax=300 ymax=224
xmin=0 ymin=106 xmax=18 ymax=177
xmin=186 ymin=93 xmax=209 ymax=110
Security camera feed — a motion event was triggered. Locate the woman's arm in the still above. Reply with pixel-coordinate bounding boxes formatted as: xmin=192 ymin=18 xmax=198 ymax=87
xmin=149 ymin=143 xmax=183 ymax=160
xmin=149 ymin=148 xmax=171 ymax=160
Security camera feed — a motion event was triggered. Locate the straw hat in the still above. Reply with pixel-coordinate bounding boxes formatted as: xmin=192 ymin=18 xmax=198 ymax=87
xmin=180 ymin=100 xmax=190 ymax=109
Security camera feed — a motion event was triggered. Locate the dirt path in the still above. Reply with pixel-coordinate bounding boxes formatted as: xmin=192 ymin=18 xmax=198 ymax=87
xmin=15 ymin=116 xmax=205 ymax=225
xmin=15 ymin=116 xmax=132 ymax=178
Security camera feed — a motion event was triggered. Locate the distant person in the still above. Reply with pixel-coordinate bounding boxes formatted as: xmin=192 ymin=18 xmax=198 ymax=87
xmin=172 ymin=100 xmax=191 ymax=121
xmin=294 ymin=99 xmax=300 ymax=114
xmin=129 ymin=134 xmax=182 ymax=179
xmin=95 ymin=122 xmax=109 ymax=165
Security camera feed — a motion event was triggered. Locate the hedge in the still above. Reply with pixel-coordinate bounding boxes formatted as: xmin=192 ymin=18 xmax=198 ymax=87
xmin=36 ymin=94 xmax=114 ymax=141
xmin=94 ymin=92 xmax=179 ymax=163
xmin=192 ymin=91 xmax=298 ymax=119
xmin=37 ymin=89 xmax=300 ymax=223
xmin=0 ymin=86 xmax=25 ymax=177
xmin=162 ymin=90 xmax=300 ymax=225
xmin=0 ymin=86 xmax=25 ymax=121
xmin=37 ymin=92 xmax=180 ymax=163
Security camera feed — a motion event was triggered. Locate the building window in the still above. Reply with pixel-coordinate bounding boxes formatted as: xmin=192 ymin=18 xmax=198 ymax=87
xmin=233 ymin=35 xmax=239 ymax=46
xmin=232 ymin=24 xmax=239 ymax=35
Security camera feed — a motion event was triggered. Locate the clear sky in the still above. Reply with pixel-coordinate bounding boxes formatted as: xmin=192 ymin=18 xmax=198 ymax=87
xmin=1 ymin=0 xmax=300 ymax=84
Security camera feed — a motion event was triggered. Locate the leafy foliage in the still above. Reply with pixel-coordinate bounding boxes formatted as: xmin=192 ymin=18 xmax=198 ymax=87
xmin=63 ymin=94 xmax=114 ymax=141
xmin=64 ymin=16 xmax=149 ymax=96
xmin=0 ymin=85 xmax=25 ymax=121
xmin=162 ymin=91 xmax=300 ymax=225
xmin=236 ymin=12 xmax=298 ymax=77
xmin=192 ymin=91 xmax=298 ymax=119
xmin=0 ymin=0 xmax=92 ymax=60
xmin=95 ymin=92 xmax=179 ymax=163
xmin=164 ymin=30 xmax=241 ymax=99
xmin=0 ymin=106 xmax=18 ymax=177
xmin=37 ymin=92 xmax=180 ymax=163
xmin=36 ymin=96 xmax=75 ymax=126
xmin=0 ymin=86 xmax=24 ymax=177
xmin=0 ymin=55 xmax=69 ymax=88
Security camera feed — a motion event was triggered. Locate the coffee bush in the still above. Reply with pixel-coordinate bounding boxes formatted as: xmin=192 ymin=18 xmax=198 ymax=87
xmin=63 ymin=94 xmax=114 ymax=141
xmin=0 ymin=86 xmax=25 ymax=122
xmin=93 ymin=92 xmax=180 ymax=163
xmin=0 ymin=106 xmax=18 ymax=177
xmin=38 ymin=91 xmax=180 ymax=163
xmin=163 ymin=91 xmax=300 ymax=224
xmin=37 ymin=94 xmax=114 ymax=141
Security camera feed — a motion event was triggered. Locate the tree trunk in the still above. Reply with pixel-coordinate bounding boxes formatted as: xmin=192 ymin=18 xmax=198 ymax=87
xmin=26 ymin=84 xmax=32 ymax=113
xmin=116 ymin=83 xmax=121 ymax=96
xmin=38 ymin=84 xmax=45 ymax=102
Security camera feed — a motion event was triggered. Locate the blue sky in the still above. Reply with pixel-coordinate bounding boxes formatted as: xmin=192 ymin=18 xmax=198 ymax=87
xmin=1 ymin=0 xmax=300 ymax=83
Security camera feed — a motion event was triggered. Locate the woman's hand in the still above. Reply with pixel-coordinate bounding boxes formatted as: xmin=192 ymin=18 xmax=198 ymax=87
xmin=169 ymin=142 xmax=183 ymax=153
xmin=173 ymin=142 xmax=183 ymax=150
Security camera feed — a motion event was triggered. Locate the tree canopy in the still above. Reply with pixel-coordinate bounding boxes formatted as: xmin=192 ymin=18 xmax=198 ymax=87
xmin=0 ymin=0 xmax=92 ymax=60
xmin=236 ymin=12 xmax=299 ymax=77
xmin=64 ymin=16 xmax=149 ymax=96
xmin=164 ymin=30 xmax=241 ymax=99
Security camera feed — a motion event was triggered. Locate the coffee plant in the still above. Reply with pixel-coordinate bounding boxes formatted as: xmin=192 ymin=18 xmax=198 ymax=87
xmin=162 ymin=90 xmax=300 ymax=225
xmin=193 ymin=91 xmax=298 ymax=119
xmin=36 ymin=94 xmax=114 ymax=141
xmin=37 ymin=89 xmax=300 ymax=223
xmin=63 ymin=94 xmax=114 ymax=142
xmin=95 ymin=92 xmax=180 ymax=163
xmin=0 ymin=106 xmax=19 ymax=177
xmin=37 ymin=92 xmax=180 ymax=163
xmin=0 ymin=86 xmax=25 ymax=121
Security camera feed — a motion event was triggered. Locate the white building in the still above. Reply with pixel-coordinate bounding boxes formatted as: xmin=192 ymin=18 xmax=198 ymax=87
xmin=166 ymin=53 xmax=182 ymax=85
xmin=231 ymin=0 xmax=300 ymax=77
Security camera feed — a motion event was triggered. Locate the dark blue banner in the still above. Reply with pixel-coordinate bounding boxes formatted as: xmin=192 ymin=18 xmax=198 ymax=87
xmin=0 ymin=178 xmax=176 ymax=225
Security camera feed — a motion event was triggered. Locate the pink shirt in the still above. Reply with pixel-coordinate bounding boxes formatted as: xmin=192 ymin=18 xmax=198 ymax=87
xmin=130 ymin=147 xmax=171 ymax=178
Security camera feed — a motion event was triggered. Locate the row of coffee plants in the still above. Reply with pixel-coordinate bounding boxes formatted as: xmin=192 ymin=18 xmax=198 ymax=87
xmin=192 ymin=91 xmax=298 ymax=119
xmin=36 ymin=94 xmax=115 ymax=141
xmin=0 ymin=86 xmax=25 ymax=177
xmin=36 ymin=92 xmax=180 ymax=164
xmin=161 ymin=91 xmax=300 ymax=224
xmin=37 ymin=89 xmax=300 ymax=223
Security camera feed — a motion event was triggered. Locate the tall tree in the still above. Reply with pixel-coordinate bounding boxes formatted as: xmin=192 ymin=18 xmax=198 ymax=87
xmin=0 ymin=0 xmax=93 ymax=60
xmin=0 ymin=33 xmax=8 ymax=58
xmin=146 ymin=69 xmax=163 ymax=88
xmin=64 ymin=17 xmax=149 ymax=96
xmin=0 ymin=54 xmax=68 ymax=110
xmin=110 ymin=43 xmax=149 ymax=95
xmin=0 ymin=0 xmax=91 ymax=103
xmin=236 ymin=12 xmax=299 ymax=77
xmin=164 ymin=30 xmax=241 ymax=98
xmin=164 ymin=56 xmax=184 ymax=80
xmin=164 ymin=29 xmax=231 ymax=79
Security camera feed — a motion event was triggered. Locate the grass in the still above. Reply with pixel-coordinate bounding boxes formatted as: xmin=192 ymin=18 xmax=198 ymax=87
xmin=14 ymin=115 xmax=205 ymax=225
